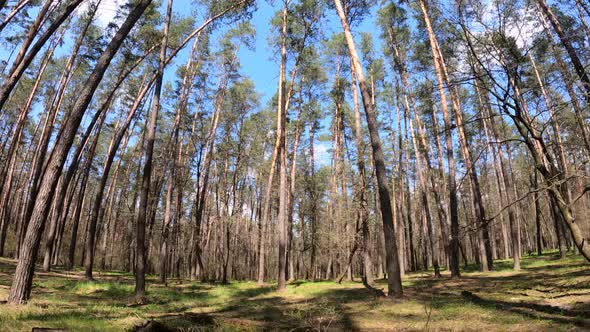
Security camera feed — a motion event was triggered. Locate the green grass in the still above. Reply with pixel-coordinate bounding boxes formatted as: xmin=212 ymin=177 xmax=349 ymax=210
xmin=0 ymin=252 xmax=588 ymax=331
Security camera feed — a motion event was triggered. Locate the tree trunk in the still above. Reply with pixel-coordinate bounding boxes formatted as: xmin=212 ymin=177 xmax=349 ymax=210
xmin=0 ymin=39 xmax=56 ymax=256
xmin=350 ymin=61 xmax=372 ymax=286
xmin=276 ymin=0 xmax=288 ymax=291
xmin=407 ymin=111 xmax=441 ymax=277
xmin=334 ymin=0 xmax=402 ymax=297
xmin=533 ymin=171 xmax=543 ymax=256
xmin=418 ymin=0 xmax=461 ymax=277
xmin=287 ymin=109 xmax=303 ymax=282
xmin=134 ymin=0 xmax=171 ymax=302
xmin=0 ymin=0 xmax=34 ymax=34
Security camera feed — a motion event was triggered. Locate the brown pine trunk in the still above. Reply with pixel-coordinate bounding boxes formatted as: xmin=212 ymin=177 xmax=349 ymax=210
xmin=276 ymin=0 xmax=288 ymax=291
xmin=0 ymin=0 xmax=33 ymax=33
xmin=530 ymin=54 xmax=572 ymax=203
xmin=390 ymin=37 xmax=450 ymax=273
xmin=86 ymin=73 xmax=154 ymax=280
xmin=307 ymin=122 xmax=317 ymax=281
xmin=12 ymin=116 xmax=44 ymax=258
xmin=134 ymin=0 xmax=172 ymax=301
xmin=18 ymin=26 xmax=71 ymax=250
xmin=348 ymin=60 xmax=373 ymax=285
xmin=45 ymin=55 xmax=148 ymax=272
xmin=159 ymin=174 xmax=174 ymax=284
xmin=334 ymin=0 xmax=402 ymax=297
xmin=533 ymin=171 xmax=543 ymax=256
xmin=257 ymin=0 xmax=301 ymax=285
xmin=287 ymin=108 xmax=303 ymax=282
xmin=418 ymin=0 xmax=461 ymax=277
xmin=194 ymin=62 xmax=233 ymax=282
xmin=0 ymin=28 xmax=58 ymax=198
xmin=159 ymin=35 xmax=203 ymax=283
xmin=437 ymin=31 xmax=492 ymax=272
xmin=67 ymin=178 xmax=90 ymax=268
xmin=407 ymin=111 xmax=441 ymax=277
xmin=5 ymin=0 xmax=52 ymax=67
xmin=401 ymin=108 xmax=416 ymax=272
xmin=479 ymin=41 xmax=590 ymax=261
xmin=0 ymin=37 xmax=58 ymax=256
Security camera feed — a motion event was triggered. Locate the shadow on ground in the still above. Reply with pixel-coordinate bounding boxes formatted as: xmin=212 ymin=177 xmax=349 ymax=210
xmin=150 ymin=284 xmax=364 ymax=331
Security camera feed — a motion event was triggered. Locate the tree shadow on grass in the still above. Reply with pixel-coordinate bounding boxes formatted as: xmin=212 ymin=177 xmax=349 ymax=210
xmin=406 ymin=262 xmax=589 ymax=295
xmin=19 ymin=309 xmax=121 ymax=322
xmin=148 ymin=283 xmax=362 ymax=331
xmin=461 ymin=290 xmax=590 ymax=328
xmin=218 ymin=296 xmax=359 ymax=331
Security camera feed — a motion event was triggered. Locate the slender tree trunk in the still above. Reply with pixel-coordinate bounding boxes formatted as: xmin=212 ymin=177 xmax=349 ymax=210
xmin=388 ymin=34 xmax=450 ymax=274
xmin=134 ymin=0 xmax=171 ymax=301
xmin=496 ymin=66 xmax=590 ymax=262
xmin=68 ymin=180 xmax=90 ymax=268
xmin=67 ymin=143 xmax=97 ymax=270
xmin=407 ymin=110 xmax=441 ymax=277
xmin=0 ymin=0 xmax=33 ymax=34
xmin=533 ymin=171 xmax=543 ymax=256
xmin=0 ymin=39 xmax=55 ymax=256
xmin=307 ymin=122 xmax=317 ymax=281
xmin=334 ymin=0 xmax=402 ymax=297
xmin=350 ymin=61 xmax=372 ymax=286
xmin=418 ymin=0 xmax=461 ymax=277
xmin=287 ymin=109 xmax=303 ymax=282
xmin=276 ymin=0 xmax=288 ymax=291
xmin=437 ymin=29 xmax=493 ymax=271
xmin=45 ymin=57 xmax=146 ymax=272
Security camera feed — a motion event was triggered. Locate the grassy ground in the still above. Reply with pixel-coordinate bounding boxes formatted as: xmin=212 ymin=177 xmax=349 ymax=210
xmin=0 ymin=253 xmax=588 ymax=331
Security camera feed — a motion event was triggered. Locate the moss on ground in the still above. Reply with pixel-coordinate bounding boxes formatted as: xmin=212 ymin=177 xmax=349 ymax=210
xmin=0 ymin=252 xmax=588 ymax=331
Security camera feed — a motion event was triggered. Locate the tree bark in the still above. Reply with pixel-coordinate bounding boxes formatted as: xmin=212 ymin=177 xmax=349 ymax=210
xmin=333 ymin=0 xmax=403 ymax=297
xmin=276 ymin=0 xmax=288 ymax=291
xmin=418 ymin=0 xmax=461 ymax=277
xmin=135 ymin=0 xmax=171 ymax=302
xmin=350 ymin=61 xmax=372 ymax=286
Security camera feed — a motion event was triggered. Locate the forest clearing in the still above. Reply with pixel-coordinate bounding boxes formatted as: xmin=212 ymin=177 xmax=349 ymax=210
xmin=0 ymin=0 xmax=590 ymax=330
xmin=0 ymin=253 xmax=588 ymax=331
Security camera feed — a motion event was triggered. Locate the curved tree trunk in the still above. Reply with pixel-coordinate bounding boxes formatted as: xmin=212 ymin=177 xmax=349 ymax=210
xmin=134 ymin=0 xmax=172 ymax=302
xmin=7 ymin=0 xmax=152 ymax=305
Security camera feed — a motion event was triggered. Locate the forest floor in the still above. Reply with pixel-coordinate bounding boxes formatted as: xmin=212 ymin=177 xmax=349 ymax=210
xmin=0 ymin=253 xmax=588 ymax=331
